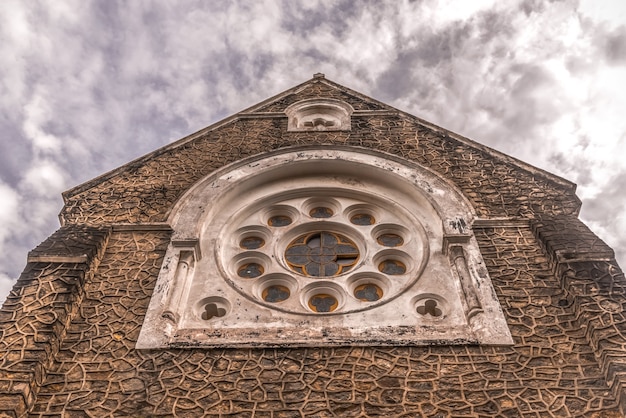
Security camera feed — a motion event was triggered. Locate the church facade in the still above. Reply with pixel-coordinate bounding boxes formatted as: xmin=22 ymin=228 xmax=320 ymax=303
xmin=1 ymin=74 xmax=625 ymax=417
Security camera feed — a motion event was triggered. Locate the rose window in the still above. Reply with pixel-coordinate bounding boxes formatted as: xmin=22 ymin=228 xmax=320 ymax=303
xmin=137 ymin=149 xmax=514 ymax=348
xmin=218 ymin=194 xmax=428 ymax=315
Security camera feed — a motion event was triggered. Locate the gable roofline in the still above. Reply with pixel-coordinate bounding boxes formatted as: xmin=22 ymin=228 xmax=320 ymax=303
xmin=63 ymin=74 xmax=577 ymax=202
xmin=306 ymin=75 xmax=577 ymax=193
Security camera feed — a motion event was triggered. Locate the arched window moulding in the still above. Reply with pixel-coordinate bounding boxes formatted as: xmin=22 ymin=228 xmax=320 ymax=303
xmin=137 ymin=147 xmax=513 ymax=348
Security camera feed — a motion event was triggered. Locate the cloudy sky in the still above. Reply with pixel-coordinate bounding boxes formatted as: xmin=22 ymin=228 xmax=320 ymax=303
xmin=1 ymin=0 xmax=625 ymax=303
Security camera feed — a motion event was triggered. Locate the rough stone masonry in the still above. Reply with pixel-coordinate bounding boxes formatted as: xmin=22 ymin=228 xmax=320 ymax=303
xmin=1 ymin=75 xmax=625 ymax=417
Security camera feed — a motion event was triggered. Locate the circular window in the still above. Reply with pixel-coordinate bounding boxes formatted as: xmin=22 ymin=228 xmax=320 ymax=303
xmin=238 ymin=262 xmax=264 ymax=278
xmin=310 ymin=207 xmax=334 ymax=218
xmin=354 ymin=283 xmax=383 ymax=301
xmin=262 ymin=285 xmax=290 ymax=303
xmin=350 ymin=213 xmax=375 ymax=225
xmin=309 ymin=293 xmax=339 ymax=312
xmin=285 ymin=231 xmax=359 ymax=277
xmin=219 ymin=191 xmax=428 ymax=315
xmin=268 ymin=215 xmax=292 ymax=227
xmin=377 ymin=233 xmax=403 ymax=247
xmin=240 ymin=236 xmax=265 ymax=249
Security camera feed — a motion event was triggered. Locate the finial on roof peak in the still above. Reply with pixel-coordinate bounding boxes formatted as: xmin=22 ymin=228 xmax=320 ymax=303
xmin=313 ymin=73 xmax=325 ymax=79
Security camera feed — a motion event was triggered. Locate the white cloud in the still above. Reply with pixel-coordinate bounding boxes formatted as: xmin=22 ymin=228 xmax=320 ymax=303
xmin=0 ymin=273 xmax=15 ymax=305
xmin=424 ymin=0 xmax=501 ymax=24
xmin=21 ymin=161 xmax=67 ymax=196
xmin=0 ymin=182 xmax=20 ymax=242
xmin=579 ymin=0 xmax=626 ymax=29
xmin=23 ymin=92 xmax=64 ymax=155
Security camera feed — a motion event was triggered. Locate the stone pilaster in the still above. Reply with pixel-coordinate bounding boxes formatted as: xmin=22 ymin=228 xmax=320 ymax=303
xmin=0 ymin=226 xmax=110 ymax=417
xmin=532 ymin=217 xmax=626 ymax=414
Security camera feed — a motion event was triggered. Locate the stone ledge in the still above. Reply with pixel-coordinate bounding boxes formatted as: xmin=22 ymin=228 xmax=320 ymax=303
xmin=111 ymin=223 xmax=172 ymax=232
xmin=532 ymin=216 xmax=614 ymax=262
xmin=27 ymin=226 xmax=112 ymax=262
xmin=27 ymin=255 xmax=88 ymax=264
xmin=472 ymin=218 xmax=531 ymax=228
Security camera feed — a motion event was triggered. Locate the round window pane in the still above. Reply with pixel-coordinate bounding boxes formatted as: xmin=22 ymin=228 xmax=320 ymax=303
xmin=350 ymin=213 xmax=375 ymax=225
xmin=308 ymin=293 xmax=338 ymax=312
xmin=285 ymin=232 xmax=359 ymax=277
xmin=378 ymin=260 xmax=406 ymax=275
xmin=240 ymin=236 xmax=265 ymax=249
xmin=377 ymin=233 xmax=403 ymax=247
xmin=238 ymin=263 xmax=264 ymax=278
xmin=268 ymin=215 xmax=292 ymax=227
xmin=309 ymin=207 xmax=334 ymax=218
xmin=354 ymin=283 xmax=383 ymax=302
xmin=262 ymin=285 xmax=290 ymax=303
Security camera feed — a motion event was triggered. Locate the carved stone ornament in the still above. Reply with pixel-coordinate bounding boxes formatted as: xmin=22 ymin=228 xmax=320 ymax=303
xmin=285 ymin=99 xmax=353 ymax=131
xmin=136 ymin=147 xmax=513 ymax=348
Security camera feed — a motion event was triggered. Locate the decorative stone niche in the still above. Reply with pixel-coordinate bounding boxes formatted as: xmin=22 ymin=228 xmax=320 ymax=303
xmin=285 ymin=99 xmax=353 ymax=131
xmin=136 ymin=147 xmax=513 ymax=348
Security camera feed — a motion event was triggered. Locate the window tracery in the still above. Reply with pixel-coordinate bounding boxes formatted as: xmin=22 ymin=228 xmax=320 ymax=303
xmin=221 ymin=193 xmax=424 ymax=316
xmin=137 ymin=148 xmax=513 ymax=348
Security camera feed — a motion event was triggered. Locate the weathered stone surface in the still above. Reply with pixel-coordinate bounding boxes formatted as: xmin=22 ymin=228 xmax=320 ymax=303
xmin=254 ymin=80 xmax=387 ymax=112
xmin=0 ymin=226 xmax=110 ymax=416
xmin=60 ymin=79 xmax=579 ymax=226
xmin=1 ymin=76 xmax=624 ymax=417
xmin=27 ymin=225 xmax=111 ymax=264
xmin=19 ymin=229 xmax=620 ymax=416
xmin=533 ymin=216 xmax=615 ymax=263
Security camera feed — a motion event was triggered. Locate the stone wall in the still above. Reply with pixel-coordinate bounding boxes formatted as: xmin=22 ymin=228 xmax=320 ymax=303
xmin=0 ymin=226 xmax=618 ymax=416
xmin=60 ymin=80 xmax=580 ymax=226
xmin=0 ymin=226 xmax=110 ymax=416
xmin=2 ymin=77 xmax=625 ymax=416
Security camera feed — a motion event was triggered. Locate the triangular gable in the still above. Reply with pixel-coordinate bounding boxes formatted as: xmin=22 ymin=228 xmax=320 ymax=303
xmin=60 ymin=74 xmax=580 ymax=227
